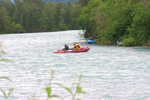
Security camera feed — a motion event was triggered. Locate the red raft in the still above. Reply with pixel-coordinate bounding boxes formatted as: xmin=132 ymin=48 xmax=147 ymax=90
xmin=53 ymin=47 xmax=90 ymax=53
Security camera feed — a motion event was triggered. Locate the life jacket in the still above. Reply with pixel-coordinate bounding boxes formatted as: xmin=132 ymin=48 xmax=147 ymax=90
xmin=73 ymin=45 xmax=77 ymax=50
xmin=76 ymin=44 xmax=81 ymax=49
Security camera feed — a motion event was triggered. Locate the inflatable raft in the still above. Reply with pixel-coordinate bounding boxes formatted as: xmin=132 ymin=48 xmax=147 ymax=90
xmin=88 ymin=40 xmax=96 ymax=44
xmin=53 ymin=47 xmax=90 ymax=53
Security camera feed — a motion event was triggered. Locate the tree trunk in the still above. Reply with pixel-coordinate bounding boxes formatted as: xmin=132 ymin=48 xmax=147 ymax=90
xmin=19 ymin=13 xmax=24 ymax=26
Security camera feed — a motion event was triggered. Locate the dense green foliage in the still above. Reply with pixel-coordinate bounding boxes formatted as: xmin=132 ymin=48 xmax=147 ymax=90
xmin=77 ymin=0 xmax=150 ymax=46
xmin=43 ymin=0 xmax=78 ymax=3
xmin=1 ymin=0 xmax=150 ymax=46
xmin=0 ymin=0 xmax=79 ymax=33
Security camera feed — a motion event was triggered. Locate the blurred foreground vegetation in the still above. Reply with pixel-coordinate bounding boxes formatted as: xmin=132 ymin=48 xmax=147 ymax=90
xmin=0 ymin=42 xmax=87 ymax=100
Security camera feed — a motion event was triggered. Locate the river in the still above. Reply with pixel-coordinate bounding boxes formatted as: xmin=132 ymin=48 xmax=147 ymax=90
xmin=0 ymin=30 xmax=150 ymax=100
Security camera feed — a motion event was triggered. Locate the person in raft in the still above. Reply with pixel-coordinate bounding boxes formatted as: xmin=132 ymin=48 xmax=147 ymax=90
xmin=76 ymin=43 xmax=81 ymax=49
xmin=62 ymin=44 xmax=69 ymax=50
xmin=72 ymin=42 xmax=77 ymax=50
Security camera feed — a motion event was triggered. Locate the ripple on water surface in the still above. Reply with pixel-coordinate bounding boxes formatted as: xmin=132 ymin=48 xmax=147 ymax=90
xmin=0 ymin=30 xmax=150 ymax=100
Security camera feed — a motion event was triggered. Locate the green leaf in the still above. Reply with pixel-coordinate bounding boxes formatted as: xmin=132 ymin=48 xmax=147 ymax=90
xmin=0 ymin=88 xmax=7 ymax=98
xmin=72 ymin=82 xmax=78 ymax=85
xmin=63 ymin=87 xmax=73 ymax=96
xmin=50 ymin=95 xmax=62 ymax=99
xmin=76 ymin=86 xmax=88 ymax=94
xmin=0 ymin=76 xmax=12 ymax=81
xmin=52 ymin=83 xmax=73 ymax=96
xmin=45 ymin=87 xmax=51 ymax=97
xmin=0 ymin=59 xmax=11 ymax=62
xmin=77 ymin=86 xmax=81 ymax=93
xmin=1 ymin=50 xmax=5 ymax=54
xmin=80 ymin=90 xmax=88 ymax=94
xmin=75 ymin=99 xmax=82 ymax=100
xmin=8 ymin=88 xmax=14 ymax=96
xmin=52 ymin=83 xmax=63 ymax=87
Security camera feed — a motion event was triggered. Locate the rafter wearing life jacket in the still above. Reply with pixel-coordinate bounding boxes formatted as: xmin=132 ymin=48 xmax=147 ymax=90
xmin=73 ymin=42 xmax=77 ymax=50
xmin=76 ymin=43 xmax=81 ymax=49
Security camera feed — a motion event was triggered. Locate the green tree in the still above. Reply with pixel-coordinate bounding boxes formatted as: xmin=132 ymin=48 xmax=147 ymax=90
xmin=44 ymin=1 xmax=57 ymax=31
xmin=54 ymin=2 xmax=63 ymax=30
xmin=2 ymin=0 xmax=14 ymax=21
xmin=127 ymin=1 xmax=150 ymax=46
xmin=101 ymin=0 xmax=133 ymax=44
xmin=0 ymin=6 xmax=11 ymax=33
xmin=77 ymin=0 xmax=150 ymax=45
xmin=22 ymin=2 xmax=41 ymax=32
xmin=38 ymin=9 xmax=48 ymax=32
xmin=13 ymin=1 xmax=24 ymax=26
xmin=77 ymin=0 xmax=100 ymax=38
xmin=78 ymin=0 xmax=89 ymax=8
xmin=62 ymin=2 xmax=72 ymax=29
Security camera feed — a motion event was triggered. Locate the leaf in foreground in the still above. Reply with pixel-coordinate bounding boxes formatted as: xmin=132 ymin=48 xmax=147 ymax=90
xmin=0 ymin=59 xmax=11 ymax=62
xmin=45 ymin=87 xmax=51 ymax=97
xmin=1 ymin=50 xmax=5 ymax=54
xmin=77 ymin=86 xmax=87 ymax=94
xmin=52 ymin=83 xmax=73 ymax=96
xmin=63 ymin=86 xmax=73 ymax=96
xmin=0 ymin=88 xmax=7 ymax=98
xmin=50 ymin=95 xmax=62 ymax=99
xmin=0 ymin=76 xmax=12 ymax=81
xmin=8 ymin=88 xmax=14 ymax=96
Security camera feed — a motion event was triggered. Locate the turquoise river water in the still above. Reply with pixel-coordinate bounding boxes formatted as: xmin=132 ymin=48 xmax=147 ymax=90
xmin=0 ymin=30 xmax=150 ymax=100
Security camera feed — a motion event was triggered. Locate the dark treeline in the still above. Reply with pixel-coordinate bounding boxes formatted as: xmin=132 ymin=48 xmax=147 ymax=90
xmin=77 ymin=0 xmax=150 ymax=46
xmin=1 ymin=0 xmax=150 ymax=46
xmin=0 ymin=0 xmax=79 ymax=33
